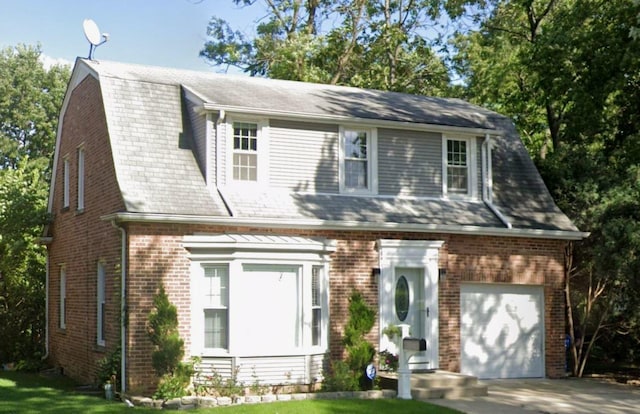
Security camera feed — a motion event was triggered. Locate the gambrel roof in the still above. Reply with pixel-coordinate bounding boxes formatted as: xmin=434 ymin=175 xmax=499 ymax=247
xmin=50 ymin=58 xmax=585 ymax=240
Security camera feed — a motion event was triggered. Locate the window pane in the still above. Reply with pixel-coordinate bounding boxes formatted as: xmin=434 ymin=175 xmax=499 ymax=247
xmin=233 ymin=153 xmax=257 ymax=181
xmin=311 ymin=268 xmax=320 ymax=307
xmin=345 ymin=159 xmax=367 ymax=189
xmin=204 ymin=309 xmax=228 ymax=349
xmin=345 ymin=131 xmax=367 ymax=159
xmin=447 ymin=139 xmax=468 ymax=193
xmin=448 ymin=166 xmax=468 ymax=193
xmin=204 ymin=266 xmax=228 ymax=307
xmin=312 ymin=308 xmax=321 ymax=346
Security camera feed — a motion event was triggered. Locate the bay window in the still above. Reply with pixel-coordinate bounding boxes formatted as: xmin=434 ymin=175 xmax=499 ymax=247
xmin=187 ymin=234 xmax=334 ymax=357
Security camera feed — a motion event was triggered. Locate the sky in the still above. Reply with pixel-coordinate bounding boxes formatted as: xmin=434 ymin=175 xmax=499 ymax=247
xmin=0 ymin=0 xmax=266 ymax=72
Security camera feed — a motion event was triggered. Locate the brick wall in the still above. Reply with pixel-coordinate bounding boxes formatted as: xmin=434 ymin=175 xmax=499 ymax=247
xmin=46 ymin=75 xmax=125 ymax=385
xmin=118 ymin=225 xmax=567 ymax=392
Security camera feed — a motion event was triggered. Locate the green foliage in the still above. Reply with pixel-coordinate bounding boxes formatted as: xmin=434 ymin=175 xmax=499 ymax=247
xmin=0 ymin=44 xmax=69 ymax=365
xmin=153 ymin=359 xmax=196 ymax=401
xmin=200 ymin=0 xmax=452 ymax=96
xmin=378 ymin=350 xmax=398 ymax=372
xmin=321 ymin=360 xmax=360 ymax=392
xmin=147 ymin=285 xmax=192 ymax=400
xmin=323 ymin=290 xmax=376 ymax=391
xmin=147 ymin=285 xmax=184 ymax=376
xmin=194 ymin=365 xmax=244 ymax=398
xmin=96 ymin=347 xmax=121 ymax=388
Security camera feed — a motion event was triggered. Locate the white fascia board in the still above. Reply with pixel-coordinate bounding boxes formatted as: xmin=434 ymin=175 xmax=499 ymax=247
xmin=47 ymin=59 xmax=99 ymax=215
xmin=182 ymin=85 xmax=208 ymax=112
xmin=183 ymin=234 xmax=337 ymax=253
xmin=102 ymin=212 xmax=590 ymax=241
xmin=201 ymin=103 xmax=499 ymax=136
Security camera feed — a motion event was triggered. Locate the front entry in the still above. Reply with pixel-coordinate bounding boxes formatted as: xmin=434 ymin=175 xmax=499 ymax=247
xmin=378 ymin=240 xmax=443 ymax=371
xmin=395 ymin=267 xmax=428 ymax=369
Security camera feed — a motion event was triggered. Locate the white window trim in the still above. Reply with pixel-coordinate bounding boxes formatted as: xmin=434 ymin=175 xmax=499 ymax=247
xmin=338 ymin=126 xmax=378 ymax=195
xmin=186 ymin=235 xmax=334 ymax=358
xmin=442 ymin=135 xmax=477 ymax=199
xmin=224 ymin=117 xmax=269 ymax=187
xmin=202 ymin=264 xmax=229 ymax=352
xmin=97 ymin=262 xmax=106 ymax=346
xmin=59 ymin=266 xmax=66 ymax=329
xmin=63 ymin=156 xmax=70 ymax=209
xmin=77 ymin=146 xmax=85 ymax=211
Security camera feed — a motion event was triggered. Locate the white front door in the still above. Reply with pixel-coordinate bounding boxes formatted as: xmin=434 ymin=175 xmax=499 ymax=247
xmin=378 ymin=240 xmax=443 ymax=372
xmin=395 ymin=267 xmax=429 ymax=369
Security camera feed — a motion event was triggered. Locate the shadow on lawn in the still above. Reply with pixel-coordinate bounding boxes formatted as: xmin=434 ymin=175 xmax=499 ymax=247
xmin=0 ymin=371 xmax=462 ymax=414
xmin=0 ymin=371 xmax=137 ymax=414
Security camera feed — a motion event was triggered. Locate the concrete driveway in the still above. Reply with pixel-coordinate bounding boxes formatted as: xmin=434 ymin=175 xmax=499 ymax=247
xmin=429 ymin=378 xmax=640 ymax=414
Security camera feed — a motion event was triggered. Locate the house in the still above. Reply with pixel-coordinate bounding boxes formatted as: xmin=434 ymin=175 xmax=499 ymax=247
xmin=43 ymin=58 xmax=586 ymax=394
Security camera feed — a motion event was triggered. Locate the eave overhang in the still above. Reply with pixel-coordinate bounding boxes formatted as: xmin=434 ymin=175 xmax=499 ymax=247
xmin=199 ymin=102 xmax=499 ymax=136
xmin=101 ymin=212 xmax=590 ymax=241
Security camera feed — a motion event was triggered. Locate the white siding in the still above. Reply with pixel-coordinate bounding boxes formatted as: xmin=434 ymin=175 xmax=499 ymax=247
xmin=378 ymin=128 xmax=442 ymax=197
xmin=269 ymin=119 xmax=339 ymax=192
xmin=196 ymin=354 xmax=326 ymax=386
xmin=195 ymin=357 xmax=234 ymax=384
xmin=185 ymin=99 xmax=207 ymax=174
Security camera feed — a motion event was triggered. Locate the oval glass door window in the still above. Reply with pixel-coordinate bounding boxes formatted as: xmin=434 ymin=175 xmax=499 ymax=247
xmin=395 ymin=275 xmax=410 ymax=321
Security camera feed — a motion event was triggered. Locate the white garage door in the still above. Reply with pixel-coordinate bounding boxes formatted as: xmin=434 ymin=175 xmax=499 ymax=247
xmin=460 ymin=283 xmax=544 ymax=379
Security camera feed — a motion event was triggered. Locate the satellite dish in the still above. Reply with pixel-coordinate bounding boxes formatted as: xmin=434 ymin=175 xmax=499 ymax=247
xmin=83 ymin=19 xmax=102 ymax=46
xmin=82 ymin=19 xmax=109 ymax=60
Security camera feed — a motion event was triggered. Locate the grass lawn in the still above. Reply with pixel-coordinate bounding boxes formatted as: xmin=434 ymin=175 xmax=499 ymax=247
xmin=0 ymin=371 xmax=462 ymax=413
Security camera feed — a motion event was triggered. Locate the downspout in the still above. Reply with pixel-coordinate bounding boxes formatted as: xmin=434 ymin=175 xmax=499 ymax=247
xmin=482 ymin=134 xmax=512 ymax=229
xmin=42 ymin=253 xmax=50 ymax=361
xmin=111 ymin=220 xmax=127 ymax=394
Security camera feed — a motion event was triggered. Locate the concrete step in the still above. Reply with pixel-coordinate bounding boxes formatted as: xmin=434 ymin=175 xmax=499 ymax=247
xmin=410 ymin=371 xmax=481 ymax=389
xmin=379 ymin=370 xmax=488 ymax=400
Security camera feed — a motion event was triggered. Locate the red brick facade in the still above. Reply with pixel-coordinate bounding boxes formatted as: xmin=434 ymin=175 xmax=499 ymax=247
xmin=47 ymin=73 xmax=568 ymax=393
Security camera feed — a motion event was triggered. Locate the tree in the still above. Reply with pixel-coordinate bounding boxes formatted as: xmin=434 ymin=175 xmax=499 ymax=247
xmin=200 ymin=0 xmax=458 ymax=96
xmin=452 ymin=0 xmax=640 ymax=374
xmin=0 ymin=44 xmax=69 ymax=366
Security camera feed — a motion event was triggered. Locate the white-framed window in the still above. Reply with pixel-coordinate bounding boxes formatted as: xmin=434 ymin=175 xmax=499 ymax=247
xmin=77 ymin=147 xmax=85 ymax=211
xmin=226 ymin=119 xmax=269 ymax=185
xmin=443 ymin=136 xmax=477 ymax=197
xmin=63 ymin=157 xmax=70 ymax=209
xmin=339 ymin=126 xmax=377 ymax=194
xmin=60 ymin=267 xmax=66 ymax=329
xmin=187 ymin=235 xmax=334 ymax=357
xmin=203 ymin=265 xmax=228 ymax=350
xmin=311 ymin=266 xmax=323 ymax=346
xmin=97 ymin=262 xmax=106 ymax=346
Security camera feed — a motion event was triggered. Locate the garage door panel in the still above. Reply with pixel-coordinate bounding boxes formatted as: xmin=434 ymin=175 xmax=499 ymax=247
xmin=461 ymin=284 xmax=544 ymax=379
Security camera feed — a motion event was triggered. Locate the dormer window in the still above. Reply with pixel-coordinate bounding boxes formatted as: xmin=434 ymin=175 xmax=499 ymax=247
xmin=232 ymin=122 xmax=258 ymax=181
xmin=226 ymin=119 xmax=268 ymax=185
xmin=443 ymin=136 xmax=477 ymax=198
xmin=339 ymin=126 xmax=377 ymax=194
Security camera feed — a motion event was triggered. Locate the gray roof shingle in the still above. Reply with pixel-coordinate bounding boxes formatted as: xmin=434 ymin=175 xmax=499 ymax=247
xmin=81 ymin=59 xmax=581 ymax=236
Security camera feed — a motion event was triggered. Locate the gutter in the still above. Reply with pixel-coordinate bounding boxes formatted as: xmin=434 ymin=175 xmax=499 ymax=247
xmin=482 ymin=134 xmax=512 ymax=229
xmin=110 ymin=220 xmax=127 ymax=394
xmin=102 ymin=212 xmax=588 ymax=241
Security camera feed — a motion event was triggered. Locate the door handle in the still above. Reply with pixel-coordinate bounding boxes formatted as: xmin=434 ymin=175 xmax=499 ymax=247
xmin=426 ymin=307 xmax=429 ymax=317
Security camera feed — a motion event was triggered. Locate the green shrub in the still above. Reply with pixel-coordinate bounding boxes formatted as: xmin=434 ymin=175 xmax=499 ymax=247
xmin=323 ymin=290 xmax=376 ymax=391
xmin=147 ymin=285 xmax=184 ymax=377
xmin=153 ymin=359 xmax=195 ymax=400
xmin=95 ymin=347 xmax=121 ymax=388
xmin=147 ymin=285 xmax=191 ymax=400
